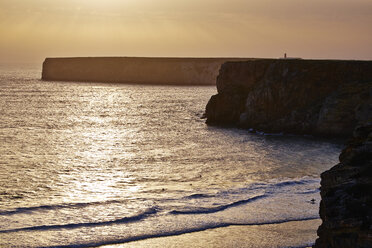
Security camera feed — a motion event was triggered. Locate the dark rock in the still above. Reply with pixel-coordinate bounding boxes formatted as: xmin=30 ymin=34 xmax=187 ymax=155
xmin=41 ymin=57 xmax=253 ymax=85
xmin=205 ymin=93 xmax=246 ymax=125
xmin=204 ymin=59 xmax=372 ymax=247
xmin=314 ymin=123 xmax=372 ymax=248
xmin=205 ymin=59 xmax=372 ymax=137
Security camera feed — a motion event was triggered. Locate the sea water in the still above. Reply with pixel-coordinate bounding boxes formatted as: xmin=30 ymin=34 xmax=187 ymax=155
xmin=0 ymin=64 xmax=343 ymax=247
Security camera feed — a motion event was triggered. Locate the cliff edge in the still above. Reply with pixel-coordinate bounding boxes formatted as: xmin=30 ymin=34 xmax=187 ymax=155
xmin=314 ymin=123 xmax=372 ymax=247
xmin=205 ymin=59 xmax=372 ymax=137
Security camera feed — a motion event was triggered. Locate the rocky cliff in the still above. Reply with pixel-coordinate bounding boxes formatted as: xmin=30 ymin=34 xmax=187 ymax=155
xmin=314 ymin=123 xmax=372 ymax=247
xmin=205 ymin=59 xmax=372 ymax=137
xmin=42 ymin=57 xmax=249 ymax=85
xmin=204 ymin=59 xmax=372 ymax=247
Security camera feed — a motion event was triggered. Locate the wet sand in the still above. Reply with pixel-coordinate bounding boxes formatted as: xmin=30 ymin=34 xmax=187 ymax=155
xmin=101 ymin=219 xmax=320 ymax=248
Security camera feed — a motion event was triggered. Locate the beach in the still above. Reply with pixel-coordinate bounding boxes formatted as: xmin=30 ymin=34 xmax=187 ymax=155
xmin=102 ymin=219 xmax=320 ymax=248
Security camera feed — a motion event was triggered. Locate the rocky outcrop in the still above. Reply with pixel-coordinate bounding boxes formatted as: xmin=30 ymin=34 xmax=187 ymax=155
xmin=205 ymin=59 xmax=372 ymax=137
xmin=314 ymin=123 xmax=372 ymax=247
xmin=42 ymin=57 xmax=250 ymax=85
xmin=204 ymin=59 xmax=372 ymax=246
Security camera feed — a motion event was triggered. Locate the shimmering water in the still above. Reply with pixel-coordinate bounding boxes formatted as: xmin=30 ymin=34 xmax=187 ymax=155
xmin=0 ymin=65 xmax=342 ymax=247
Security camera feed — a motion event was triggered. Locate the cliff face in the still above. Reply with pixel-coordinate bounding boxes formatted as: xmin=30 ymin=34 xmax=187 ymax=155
xmin=42 ymin=57 xmax=250 ymax=85
xmin=205 ymin=59 xmax=372 ymax=137
xmin=205 ymin=59 xmax=372 ymax=247
xmin=314 ymin=123 xmax=372 ymax=247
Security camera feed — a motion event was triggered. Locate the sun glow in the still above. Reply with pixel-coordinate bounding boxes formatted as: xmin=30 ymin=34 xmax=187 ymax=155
xmin=0 ymin=0 xmax=371 ymax=63
xmin=73 ymin=0 xmax=130 ymax=9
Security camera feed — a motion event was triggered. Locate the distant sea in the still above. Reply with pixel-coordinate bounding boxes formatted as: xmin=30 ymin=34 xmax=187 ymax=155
xmin=0 ymin=64 xmax=343 ymax=247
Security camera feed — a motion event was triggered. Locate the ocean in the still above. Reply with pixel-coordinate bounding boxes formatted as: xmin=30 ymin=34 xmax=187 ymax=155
xmin=0 ymin=64 xmax=343 ymax=247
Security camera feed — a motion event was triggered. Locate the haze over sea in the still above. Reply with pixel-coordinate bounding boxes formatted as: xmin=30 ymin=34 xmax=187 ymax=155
xmin=0 ymin=64 xmax=343 ymax=247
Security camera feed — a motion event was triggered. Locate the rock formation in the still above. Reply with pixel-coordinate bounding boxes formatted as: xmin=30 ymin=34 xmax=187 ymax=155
xmin=205 ymin=59 xmax=372 ymax=137
xmin=314 ymin=123 xmax=372 ymax=247
xmin=42 ymin=57 xmax=250 ymax=85
xmin=204 ymin=59 xmax=372 ymax=247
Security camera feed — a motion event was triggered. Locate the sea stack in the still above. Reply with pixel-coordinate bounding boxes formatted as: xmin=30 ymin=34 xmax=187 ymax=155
xmin=205 ymin=59 xmax=372 ymax=137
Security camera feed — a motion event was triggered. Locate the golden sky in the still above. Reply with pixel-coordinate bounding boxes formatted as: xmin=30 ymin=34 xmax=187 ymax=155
xmin=0 ymin=0 xmax=371 ymax=63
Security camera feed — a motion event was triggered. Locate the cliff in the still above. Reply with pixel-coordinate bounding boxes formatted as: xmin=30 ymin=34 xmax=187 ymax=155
xmin=42 ymin=57 xmax=249 ymax=85
xmin=204 ymin=58 xmax=372 ymax=247
xmin=314 ymin=123 xmax=372 ymax=247
xmin=205 ymin=59 xmax=372 ymax=137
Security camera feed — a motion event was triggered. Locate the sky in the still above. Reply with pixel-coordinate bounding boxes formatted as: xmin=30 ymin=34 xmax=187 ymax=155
xmin=0 ymin=0 xmax=371 ymax=63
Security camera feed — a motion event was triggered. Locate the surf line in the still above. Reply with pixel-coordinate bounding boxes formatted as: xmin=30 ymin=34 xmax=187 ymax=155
xmin=0 ymin=208 xmax=157 ymax=234
xmin=170 ymin=194 xmax=267 ymax=215
xmin=38 ymin=217 xmax=320 ymax=248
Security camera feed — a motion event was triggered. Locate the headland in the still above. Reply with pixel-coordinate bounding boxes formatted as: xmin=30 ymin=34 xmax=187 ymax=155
xmin=205 ymin=58 xmax=372 ymax=138
xmin=203 ymin=58 xmax=372 ymax=247
xmin=42 ymin=57 xmax=251 ymax=85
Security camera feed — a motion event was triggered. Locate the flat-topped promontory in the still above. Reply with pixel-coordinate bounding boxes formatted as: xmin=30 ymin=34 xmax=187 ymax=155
xmin=41 ymin=57 xmax=251 ymax=85
xmin=205 ymin=58 xmax=372 ymax=137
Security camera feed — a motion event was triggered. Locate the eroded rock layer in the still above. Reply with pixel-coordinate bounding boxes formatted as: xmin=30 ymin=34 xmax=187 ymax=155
xmin=205 ymin=59 xmax=372 ymax=137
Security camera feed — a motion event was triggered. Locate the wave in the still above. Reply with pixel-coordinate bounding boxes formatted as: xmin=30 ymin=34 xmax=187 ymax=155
xmin=272 ymin=178 xmax=318 ymax=188
xmin=215 ymin=178 xmax=319 ymax=195
xmin=171 ymin=178 xmax=319 ymax=215
xmin=37 ymin=217 xmax=319 ymax=248
xmin=184 ymin=193 xmax=213 ymax=199
xmin=0 ymin=178 xmax=318 ymax=217
xmin=0 ymin=199 xmax=125 ymax=216
xmin=170 ymin=194 xmax=267 ymax=215
xmin=297 ymin=189 xmax=320 ymax=195
xmin=0 ymin=208 xmax=157 ymax=234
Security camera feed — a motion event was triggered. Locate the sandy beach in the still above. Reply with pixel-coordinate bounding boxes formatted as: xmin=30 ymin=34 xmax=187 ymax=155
xmin=101 ymin=219 xmax=320 ymax=248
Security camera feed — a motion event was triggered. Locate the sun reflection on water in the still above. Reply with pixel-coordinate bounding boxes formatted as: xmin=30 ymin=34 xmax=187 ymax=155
xmin=0 ymin=78 xmax=342 ymax=247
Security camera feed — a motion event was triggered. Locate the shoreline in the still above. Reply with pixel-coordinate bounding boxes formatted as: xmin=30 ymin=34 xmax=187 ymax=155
xmin=100 ymin=219 xmax=321 ymax=248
